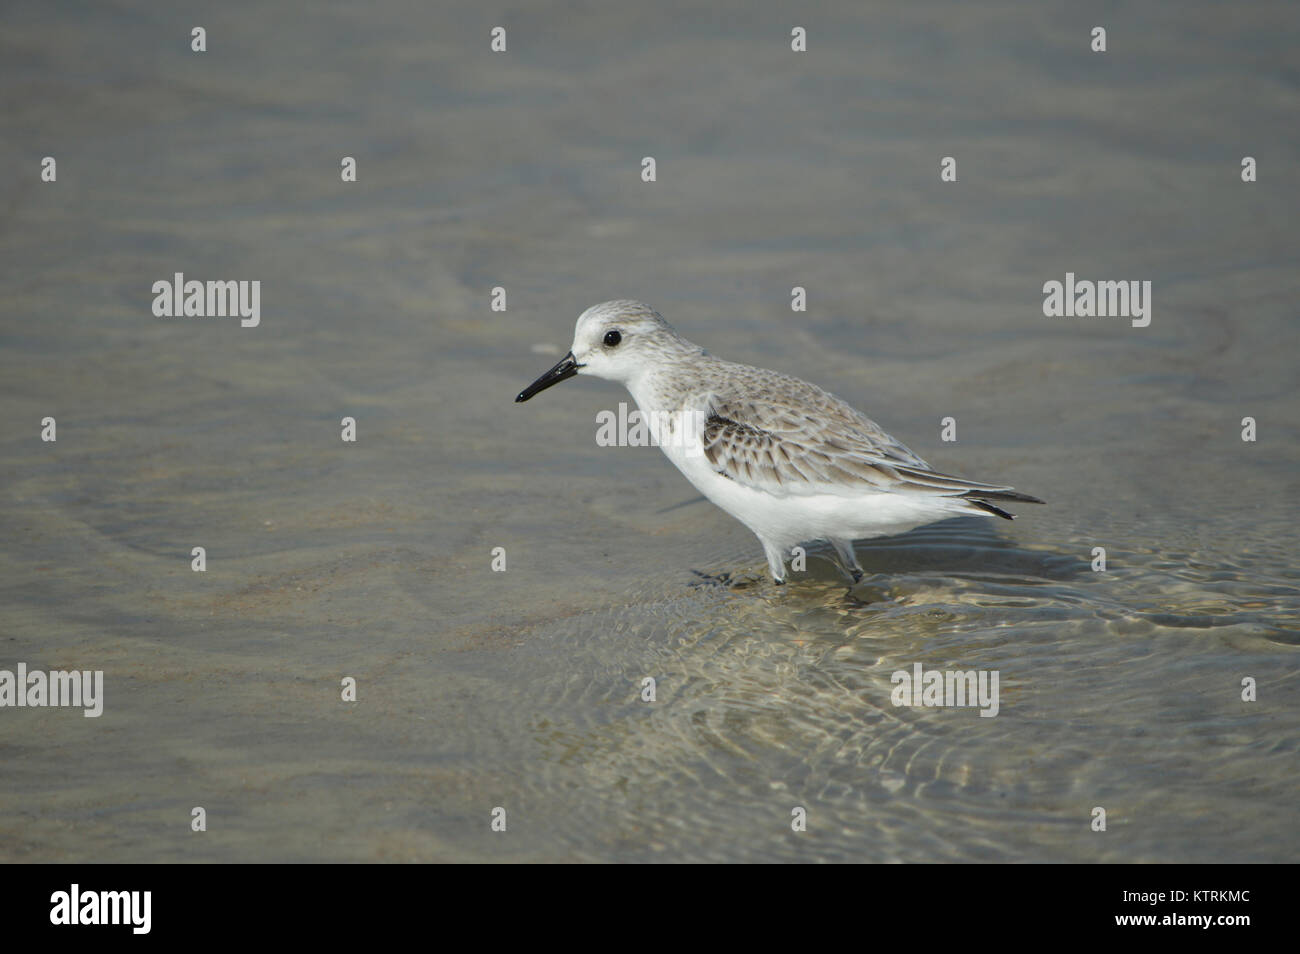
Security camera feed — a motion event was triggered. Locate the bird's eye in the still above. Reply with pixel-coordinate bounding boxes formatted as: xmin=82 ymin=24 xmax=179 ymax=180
xmin=604 ymin=330 xmax=622 ymax=347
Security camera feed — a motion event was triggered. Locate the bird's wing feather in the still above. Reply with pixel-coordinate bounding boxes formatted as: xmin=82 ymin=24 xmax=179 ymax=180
xmin=698 ymin=381 xmax=1034 ymax=503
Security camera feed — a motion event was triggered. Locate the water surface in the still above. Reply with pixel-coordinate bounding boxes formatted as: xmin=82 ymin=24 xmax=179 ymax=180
xmin=1 ymin=0 xmax=1297 ymax=862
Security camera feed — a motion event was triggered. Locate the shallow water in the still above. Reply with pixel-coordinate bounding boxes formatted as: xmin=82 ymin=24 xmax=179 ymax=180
xmin=1 ymin=0 xmax=1297 ymax=862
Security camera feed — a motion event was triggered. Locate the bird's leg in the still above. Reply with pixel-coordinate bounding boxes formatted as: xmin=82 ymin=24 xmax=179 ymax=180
xmin=829 ymin=537 xmax=865 ymax=583
xmin=761 ymin=542 xmax=787 ymax=585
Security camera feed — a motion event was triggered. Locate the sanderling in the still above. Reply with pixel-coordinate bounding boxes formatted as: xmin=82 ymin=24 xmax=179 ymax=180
xmin=516 ymin=300 xmax=1043 ymax=585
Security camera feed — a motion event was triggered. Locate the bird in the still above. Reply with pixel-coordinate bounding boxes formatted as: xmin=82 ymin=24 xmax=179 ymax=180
xmin=515 ymin=300 xmax=1043 ymax=585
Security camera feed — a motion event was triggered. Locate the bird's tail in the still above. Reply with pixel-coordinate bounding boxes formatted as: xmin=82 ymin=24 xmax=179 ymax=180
xmin=892 ymin=465 xmax=1046 ymax=521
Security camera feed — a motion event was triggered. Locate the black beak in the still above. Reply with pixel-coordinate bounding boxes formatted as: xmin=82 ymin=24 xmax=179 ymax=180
xmin=515 ymin=352 xmax=582 ymax=402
